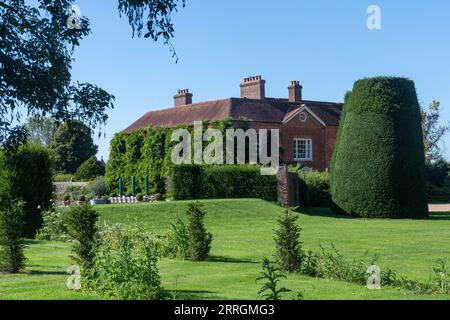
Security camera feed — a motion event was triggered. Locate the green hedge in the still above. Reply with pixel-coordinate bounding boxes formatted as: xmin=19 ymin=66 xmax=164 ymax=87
xmin=330 ymin=77 xmax=428 ymax=218
xmin=298 ymin=171 xmax=331 ymax=207
xmin=170 ymin=165 xmax=277 ymax=201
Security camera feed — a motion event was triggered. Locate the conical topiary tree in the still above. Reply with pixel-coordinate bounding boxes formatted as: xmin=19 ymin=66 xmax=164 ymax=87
xmin=330 ymin=77 xmax=428 ymax=218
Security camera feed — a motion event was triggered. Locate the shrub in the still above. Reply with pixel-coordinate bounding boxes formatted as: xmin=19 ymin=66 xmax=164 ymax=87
xmin=65 ymin=205 xmax=99 ymax=269
xmin=431 ymin=258 xmax=449 ymax=294
xmin=0 ymin=200 xmax=26 ymax=273
xmin=187 ymin=202 xmax=212 ymax=261
xmin=274 ymin=210 xmax=303 ymax=273
xmin=331 ymin=77 xmax=428 ymax=218
xmin=162 ymin=218 xmax=190 ymax=260
xmin=75 ymin=156 xmax=105 ymax=181
xmin=298 ymin=171 xmax=331 ymax=207
xmin=136 ymin=193 xmax=144 ymax=202
xmin=171 ymin=165 xmax=277 ymax=201
xmin=53 ymin=173 xmax=75 ymax=182
xmin=64 ymin=185 xmax=88 ymax=201
xmin=36 ymin=209 xmax=68 ymax=241
xmin=3 ymin=144 xmax=54 ymax=237
xmin=89 ymin=225 xmax=163 ymax=300
xmin=427 ymin=158 xmax=448 ymax=187
xmin=88 ymin=177 xmax=107 ymax=198
xmin=256 ymin=259 xmax=292 ymax=300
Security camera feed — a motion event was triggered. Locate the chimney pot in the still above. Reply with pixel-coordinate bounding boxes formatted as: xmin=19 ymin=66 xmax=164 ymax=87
xmin=288 ymin=81 xmax=302 ymax=102
xmin=174 ymin=88 xmax=193 ymax=107
xmin=240 ymin=75 xmax=266 ymax=100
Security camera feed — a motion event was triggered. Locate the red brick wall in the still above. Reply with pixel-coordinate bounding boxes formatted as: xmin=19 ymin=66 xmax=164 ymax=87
xmin=233 ymin=111 xmax=339 ymax=171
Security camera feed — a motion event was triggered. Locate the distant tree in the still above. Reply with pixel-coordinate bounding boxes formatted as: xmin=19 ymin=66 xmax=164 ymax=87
xmin=75 ymin=156 xmax=105 ymax=181
xmin=24 ymin=117 xmax=58 ymax=148
xmin=0 ymin=0 xmax=185 ymax=148
xmin=51 ymin=121 xmax=98 ymax=174
xmin=421 ymin=101 xmax=450 ymax=162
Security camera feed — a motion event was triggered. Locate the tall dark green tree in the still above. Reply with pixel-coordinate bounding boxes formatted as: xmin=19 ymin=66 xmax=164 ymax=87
xmin=50 ymin=121 xmax=98 ymax=173
xmin=4 ymin=144 xmax=54 ymax=237
xmin=274 ymin=210 xmax=303 ymax=273
xmin=331 ymin=77 xmax=428 ymax=219
xmin=0 ymin=0 xmax=185 ymax=147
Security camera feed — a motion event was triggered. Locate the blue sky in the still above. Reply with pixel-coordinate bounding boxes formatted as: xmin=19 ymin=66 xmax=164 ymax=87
xmin=71 ymin=0 xmax=450 ymax=160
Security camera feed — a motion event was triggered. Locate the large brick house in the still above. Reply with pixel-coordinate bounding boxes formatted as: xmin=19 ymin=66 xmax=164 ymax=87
xmin=125 ymin=76 xmax=342 ymax=171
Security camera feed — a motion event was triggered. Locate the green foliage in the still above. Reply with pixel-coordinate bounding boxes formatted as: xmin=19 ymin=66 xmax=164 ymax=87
xmin=24 ymin=117 xmax=58 ymax=148
xmin=331 ymin=77 xmax=428 ymax=218
xmin=65 ymin=205 xmax=99 ymax=269
xmin=3 ymin=143 xmax=54 ymax=237
xmin=256 ymin=259 xmax=292 ymax=300
xmin=431 ymin=258 xmax=449 ymax=294
xmin=171 ymin=165 xmax=277 ymax=201
xmin=274 ymin=211 xmax=303 ymax=273
xmin=0 ymin=200 xmax=26 ymax=273
xmin=162 ymin=218 xmax=190 ymax=260
xmin=89 ymin=225 xmax=163 ymax=300
xmin=187 ymin=202 xmax=212 ymax=261
xmin=36 ymin=210 xmax=68 ymax=242
xmin=427 ymin=158 xmax=448 ymax=187
xmin=298 ymin=171 xmax=331 ymax=207
xmin=50 ymin=121 xmax=98 ymax=174
xmin=421 ymin=101 xmax=449 ymax=161
xmin=75 ymin=156 xmax=105 ymax=181
xmin=64 ymin=185 xmax=89 ymax=201
xmin=53 ymin=173 xmax=76 ymax=182
xmin=88 ymin=177 xmax=108 ymax=199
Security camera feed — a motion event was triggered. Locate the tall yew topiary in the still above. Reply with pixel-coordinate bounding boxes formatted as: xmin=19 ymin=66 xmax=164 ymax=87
xmin=331 ymin=77 xmax=428 ymax=218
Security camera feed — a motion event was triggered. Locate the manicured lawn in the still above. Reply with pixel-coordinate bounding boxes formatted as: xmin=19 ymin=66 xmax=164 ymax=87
xmin=1 ymin=199 xmax=450 ymax=300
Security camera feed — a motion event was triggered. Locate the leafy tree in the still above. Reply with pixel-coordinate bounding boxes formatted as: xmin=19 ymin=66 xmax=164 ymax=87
xmin=51 ymin=121 xmax=98 ymax=173
xmin=0 ymin=0 xmax=185 ymax=147
xmin=24 ymin=117 xmax=58 ymax=148
xmin=421 ymin=101 xmax=450 ymax=162
xmin=331 ymin=77 xmax=428 ymax=218
xmin=274 ymin=211 xmax=303 ymax=273
xmin=75 ymin=156 xmax=105 ymax=181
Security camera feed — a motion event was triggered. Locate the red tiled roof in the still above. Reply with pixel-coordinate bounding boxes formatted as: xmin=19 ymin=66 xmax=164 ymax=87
xmin=124 ymin=97 xmax=342 ymax=133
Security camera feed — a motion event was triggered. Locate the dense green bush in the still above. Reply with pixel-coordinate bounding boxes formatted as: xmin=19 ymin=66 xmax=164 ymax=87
xmin=187 ymin=202 xmax=212 ymax=261
xmin=171 ymin=165 xmax=277 ymax=201
xmin=298 ymin=171 xmax=331 ymax=207
xmin=66 ymin=205 xmax=99 ymax=269
xmin=75 ymin=156 xmax=105 ymax=181
xmin=53 ymin=173 xmax=75 ymax=182
xmin=274 ymin=211 xmax=303 ymax=273
xmin=0 ymin=200 xmax=26 ymax=273
xmin=36 ymin=209 xmax=68 ymax=242
xmin=161 ymin=218 xmax=190 ymax=260
xmin=89 ymin=225 xmax=163 ymax=300
xmin=331 ymin=77 xmax=428 ymax=218
xmin=88 ymin=177 xmax=108 ymax=199
xmin=3 ymin=144 xmax=54 ymax=237
xmin=427 ymin=158 xmax=448 ymax=187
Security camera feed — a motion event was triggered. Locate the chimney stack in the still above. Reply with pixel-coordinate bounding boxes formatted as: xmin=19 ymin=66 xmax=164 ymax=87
xmin=174 ymin=89 xmax=193 ymax=107
xmin=288 ymin=81 xmax=303 ymax=102
xmin=240 ymin=75 xmax=266 ymax=100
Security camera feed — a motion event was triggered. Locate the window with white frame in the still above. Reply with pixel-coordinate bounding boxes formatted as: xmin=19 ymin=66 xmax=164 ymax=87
xmin=294 ymin=139 xmax=312 ymax=161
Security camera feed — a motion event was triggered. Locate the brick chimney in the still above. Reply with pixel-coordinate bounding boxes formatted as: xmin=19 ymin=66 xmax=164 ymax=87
xmin=174 ymin=89 xmax=193 ymax=107
xmin=288 ymin=81 xmax=302 ymax=102
xmin=240 ymin=75 xmax=266 ymax=100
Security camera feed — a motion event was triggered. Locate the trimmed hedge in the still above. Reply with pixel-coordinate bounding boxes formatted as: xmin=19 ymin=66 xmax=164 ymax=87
xmin=170 ymin=165 xmax=277 ymax=201
xmin=330 ymin=77 xmax=428 ymax=218
xmin=298 ymin=171 xmax=331 ymax=208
